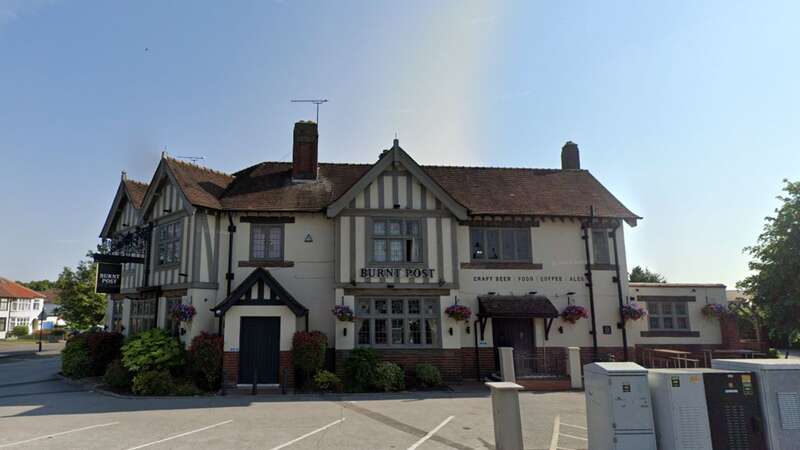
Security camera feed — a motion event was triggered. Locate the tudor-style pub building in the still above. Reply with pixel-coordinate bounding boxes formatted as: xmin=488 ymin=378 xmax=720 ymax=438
xmin=99 ymin=121 xmax=735 ymax=388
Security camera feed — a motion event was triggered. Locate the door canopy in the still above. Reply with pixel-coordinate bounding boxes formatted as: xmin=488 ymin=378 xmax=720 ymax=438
xmin=211 ymin=268 xmax=308 ymax=317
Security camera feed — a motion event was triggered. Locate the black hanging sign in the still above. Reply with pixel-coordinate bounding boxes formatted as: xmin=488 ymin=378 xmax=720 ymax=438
xmin=96 ymin=262 xmax=122 ymax=294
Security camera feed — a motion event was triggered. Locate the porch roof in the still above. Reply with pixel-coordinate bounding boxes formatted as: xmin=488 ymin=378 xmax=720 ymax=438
xmin=211 ymin=268 xmax=308 ymax=317
xmin=477 ymin=294 xmax=560 ymax=318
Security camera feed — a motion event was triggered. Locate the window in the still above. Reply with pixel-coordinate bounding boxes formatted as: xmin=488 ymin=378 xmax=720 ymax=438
xmin=129 ymin=298 xmax=157 ymax=335
xmin=371 ymin=219 xmax=422 ymax=264
xmin=592 ymin=229 xmax=611 ymax=265
xmin=0 ymin=318 xmax=5 ymax=332
xmin=648 ymin=302 xmax=690 ymax=330
xmin=470 ymin=228 xmax=531 ymax=262
xmin=111 ymin=299 xmax=124 ymax=333
xmin=157 ymin=221 xmax=182 ymax=266
xmin=32 ymin=300 xmax=40 ymax=310
xmin=356 ymin=297 xmax=439 ymax=347
xmin=10 ymin=300 xmax=31 ymax=311
xmin=251 ymin=224 xmax=284 ymax=260
xmin=0 ymin=299 xmax=7 ymax=311
xmin=164 ymin=297 xmax=181 ymax=336
xmin=10 ymin=317 xmax=29 ymax=328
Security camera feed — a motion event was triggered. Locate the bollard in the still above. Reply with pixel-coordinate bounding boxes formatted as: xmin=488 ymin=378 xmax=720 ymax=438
xmin=498 ymin=347 xmax=516 ymax=383
xmin=568 ymin=346 xmax=582 ymax=389
xmin=486 ymin=382 xmax=524 ymax=450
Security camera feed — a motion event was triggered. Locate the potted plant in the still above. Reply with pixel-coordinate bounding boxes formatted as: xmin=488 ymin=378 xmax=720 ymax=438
xmin=170 ymin=304 xmax=196 ymax=323
xmin=621 ymin=302 xmax=648 ymax=322
xmin=701 ymin=303 xmax=730 ymax=319
xmin=331 ymin=305 xmax=354 ymax=322
xmin=561 ymin=305 xmax=589 ymax=324
xmin=444 ymin=305 xmax=472 ymax=322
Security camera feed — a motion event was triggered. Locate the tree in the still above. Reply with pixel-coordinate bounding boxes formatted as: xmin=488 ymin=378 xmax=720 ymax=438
xmin=739 ymin=179 xmax=800 ymax=351
xmin=629 ymin=266 xmax=667 ymax=283
xmin=17 ymin=279 xmax=55 ymax=292
xmin=56 ymin=253 xmax=106 ymax=331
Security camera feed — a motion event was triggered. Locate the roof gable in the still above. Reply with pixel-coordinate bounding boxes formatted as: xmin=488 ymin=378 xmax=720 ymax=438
xmin=211 ymin=268 xmax=308 ymax=316
xmin=100 ymin=177 xmax=149 ymax=238
xmin=326 ymin=141 xmax=468 ymax=220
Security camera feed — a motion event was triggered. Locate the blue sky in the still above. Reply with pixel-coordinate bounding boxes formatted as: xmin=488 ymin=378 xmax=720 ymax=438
xmin=1 ymin=1 xmax=797 ymax=286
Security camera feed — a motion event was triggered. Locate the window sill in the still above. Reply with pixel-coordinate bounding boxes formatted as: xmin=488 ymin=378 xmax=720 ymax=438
xmin=640 ymin=330 xmax=700 ymax=338
xmin=589 ymin=263 xmax=617 ymax=271
xmin=155 ymin=263 xmax=181 ymax=270
xmin=238 ymin=260 xmax=295 ymax=268
xmin=460 ymin=262 xmax=543 ymax=270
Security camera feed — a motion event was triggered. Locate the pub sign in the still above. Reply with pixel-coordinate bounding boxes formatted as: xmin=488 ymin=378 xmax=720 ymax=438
xmin=96 ymin=262 xmax=122 ymax=294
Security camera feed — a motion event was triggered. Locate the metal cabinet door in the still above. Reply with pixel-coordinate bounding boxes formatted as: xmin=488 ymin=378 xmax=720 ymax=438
xmin=614 ymin=433 xmax=657 ymax=450
xmin=610 ymin=375 xmax=655 ymax=431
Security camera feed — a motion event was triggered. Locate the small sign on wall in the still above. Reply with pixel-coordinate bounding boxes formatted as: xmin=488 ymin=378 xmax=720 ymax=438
xmin=96 ymin=262 xmax=122 ymax=294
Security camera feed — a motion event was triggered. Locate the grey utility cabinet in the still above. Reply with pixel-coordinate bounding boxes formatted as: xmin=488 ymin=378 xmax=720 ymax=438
xmin=584 ymin=362 xmax=657 ymax=450
xmin=648 ymin=368 xmax=767 ymax=450
xmin=712 ymin=359 xmax=800 ymax=450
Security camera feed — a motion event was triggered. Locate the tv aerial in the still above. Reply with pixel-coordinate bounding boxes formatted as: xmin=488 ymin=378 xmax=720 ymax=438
xmin=291 ymin=99 xmax=328 ymax=124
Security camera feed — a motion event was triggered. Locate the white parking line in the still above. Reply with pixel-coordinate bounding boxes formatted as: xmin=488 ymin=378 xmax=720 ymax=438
xmin=549 ymin=415 xmax=560 ymax=450
xmin=560 ymin=422 xmax=587 ymax=431
xmin=559 ymin=433 xmax=587 ymax=441
xmin=0 ymin=422 xmax=119 ymax=448
xmin=269 ymin=418 xmax=345 ymax=450
xmin=407 ymin=415 xmax=454 ymax=450
xmin=125 ymin=420 xmax=233 ymax=450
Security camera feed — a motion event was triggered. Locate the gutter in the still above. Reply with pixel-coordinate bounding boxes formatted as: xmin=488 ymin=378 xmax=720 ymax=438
xmin=610 ymin=222 xmax=630 ymax=361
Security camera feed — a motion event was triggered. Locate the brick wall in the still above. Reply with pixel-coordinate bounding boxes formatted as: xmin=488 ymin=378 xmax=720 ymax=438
xmin=222 ymin=351 xmax=295 ymax=388
xmin=280 ymin=351 xmax=294 ymax=387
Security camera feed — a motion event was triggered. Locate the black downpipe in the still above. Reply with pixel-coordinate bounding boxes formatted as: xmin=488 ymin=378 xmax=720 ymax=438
xmin=220 ymin=212 xmax=236 ymax=396
xmin=582 ymin=223 xmax=599 ymax=360
xmin=610 ymin=223 xmax=630 ymax=361
xmin=142 ymin=223 xmax=153 ymax=288
xmin=473 ymin=319 xmax=481 ymax=380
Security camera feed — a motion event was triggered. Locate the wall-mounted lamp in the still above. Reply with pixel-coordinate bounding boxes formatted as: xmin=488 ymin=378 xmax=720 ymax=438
xmin=343 ymin=327 xmax=347 ymax=337
xmin=163 ymin=209 xmax=172 ymax=214
xmin=466 ymin=325 xmax=471 ymax=335
xmin=448 ymin=327 xmax=453 ymax=336
xmin=558 ymin=326 xmax=564 ymax=334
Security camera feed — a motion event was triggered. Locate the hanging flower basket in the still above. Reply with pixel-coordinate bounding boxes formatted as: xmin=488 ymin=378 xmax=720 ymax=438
xmin=621 ymin=302 xmax=648 ymax=322
xmin=561 ymin=305 xmax=589 ymax=324
xmin=170 ymin=304 xmax=196 ymax=322
xmin=445 ymin=305 xmax=472 ymax=322
xmin=701 ymin=303 xmax=730 ymax=319
xmin=331 ymin=305 xmax=354 ymax=322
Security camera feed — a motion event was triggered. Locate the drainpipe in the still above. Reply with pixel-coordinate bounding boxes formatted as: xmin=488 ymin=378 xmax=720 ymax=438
xmin=474 ymin=319 xmax=481 ymax=380
xmin=226 ymin=212 xmax=236 ymax=296
xmin=142 ymin=223 xmax=153 ymax=288
xmin=582 ymin=219 xmax=599 ymax=361
xmin=609 ymin=223 xmax=629 ymax=361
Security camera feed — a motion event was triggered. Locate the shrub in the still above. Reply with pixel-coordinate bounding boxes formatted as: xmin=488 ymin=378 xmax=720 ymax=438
xmin=313 ymin=370 xmax=342 ymax=392
xmin=132 ymin=370 xmax=174 ymax=396
xmin=373 ymin=362 xmax=405 ymax=392
xmin=767 ymin=348 xmax=780 ymax=358
xmin=11 ymin=325 xmax=29 ymax=337
xmin=122 ymin=329 xmax=184 ymax=373
xmin=415 ymin=363 xmax=443 ymax=387
xmin=103 ymin=359 xmax=133 ymax=390
xmin=172 ymin=379 xmax=203 ymax=396
xmin=188 ymin=332 xmax=223 ymax=391
xmin=86 ymin=331 xmax=124 ymax=376
xmin=61 ymin=336 xmax=91 ymax=378
xmin=292 ymin=331 xmax=327 ymax=372
xmin=344 ymin=348 xmax=379 ymax=392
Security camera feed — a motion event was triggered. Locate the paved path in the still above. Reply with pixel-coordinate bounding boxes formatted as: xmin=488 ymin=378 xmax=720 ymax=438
xmin=0 ymin=354 xmax=587 ymax=449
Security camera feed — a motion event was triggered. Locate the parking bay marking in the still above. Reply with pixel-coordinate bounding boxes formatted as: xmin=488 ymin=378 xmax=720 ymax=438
xmin=268 ymin=418 xmax=345 ymax=450
xmin=125 ymin=420 xmax=233 ymax=450
xmin=0 ymin=422 xmax=119 ymax=448
xmin=407 ymin=415 xmax=454 ymax=450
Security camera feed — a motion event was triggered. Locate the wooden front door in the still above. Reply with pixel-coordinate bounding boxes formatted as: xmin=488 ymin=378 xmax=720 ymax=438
xmin=492 ymin=318 xmax=535 ymax=376
xmin=239 ymin=317 xmax=281 ymax=385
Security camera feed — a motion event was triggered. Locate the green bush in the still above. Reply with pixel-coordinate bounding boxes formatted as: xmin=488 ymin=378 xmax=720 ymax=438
xmin=172 ymin=379 xmax=203 ymax=396
xmin=373 ymin=361 xmax=405 ymax=392
xmin=11 ymin=325 xmax=29 ymax=337
xmin=313 ymin=370 xmax=342 ymax=392
xmin=415 ymin=363 xmax=443 ymax=387
xmin=122 ymin=329 xmax=184 ymax=373
xmin=344 ymin=348 xmax=379 ymax=392
xmin=132 ymin=370 xmax=175 ymax=396
xmin=86 ymin=332 xmax=124 ymax=376
xmin=61 ymin=335 xmax=91 ymax=378
xmin=103 ymin=359 xmax=133 ymax=390
xmin=188 ymin=332 xmax=223 ymax=391
xmin=767 ymin=348 xmax=780 ymax=358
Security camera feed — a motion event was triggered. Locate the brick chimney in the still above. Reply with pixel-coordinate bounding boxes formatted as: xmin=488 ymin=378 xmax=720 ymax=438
xmin=561 ymin=141 xmax=580 ymax=170
xmin=292 ymin=121 xmax=318 ymax=181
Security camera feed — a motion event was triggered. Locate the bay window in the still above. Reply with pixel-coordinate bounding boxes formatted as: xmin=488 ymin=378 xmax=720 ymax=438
xmin=370 ymin=219 xmax=422 ymax=264
xmin=356 ymin=297 xmax=439 ymax=347
xmin=470 ymin=228 xmax=531 ymax=262
xmin=129 ymin=298 xmax=157 ymax=335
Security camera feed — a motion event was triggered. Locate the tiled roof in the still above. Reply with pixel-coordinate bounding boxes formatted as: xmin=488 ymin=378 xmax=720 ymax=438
xmin=154 ymin=158 xmax=638 ymax=220
xmin=0 ymin=278 xmax=44 ymax=299
xmin=123 ymin=179 xmax=149 ymax=208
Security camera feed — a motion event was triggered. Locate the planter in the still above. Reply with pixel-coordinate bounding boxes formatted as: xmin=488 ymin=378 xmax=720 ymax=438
xmin=621 ymin=302 xmax=648 ymax=322
xmin=332 ymin=305 xmax=354 ymax=322
xmin=444 ymin=305 xmax=472 ymax=322
xmin=561 ymin=305 xmax=589 ymax=324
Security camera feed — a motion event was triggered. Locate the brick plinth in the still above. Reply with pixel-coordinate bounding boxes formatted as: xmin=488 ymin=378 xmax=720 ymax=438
xmin=222 ymin=351 xmax=295 ymax=388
